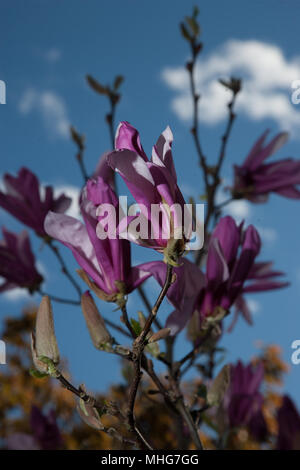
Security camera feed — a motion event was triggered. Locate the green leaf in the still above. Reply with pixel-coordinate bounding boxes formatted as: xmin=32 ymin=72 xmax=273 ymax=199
xmin=130 ymin=318 xmax=142 ymax=336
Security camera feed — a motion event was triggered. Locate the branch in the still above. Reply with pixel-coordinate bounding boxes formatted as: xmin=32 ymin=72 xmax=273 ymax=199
xmin=187 ymin=43 xmax=209 ymax=191
xmin=126 ymin=264 xmax=173 ymax=443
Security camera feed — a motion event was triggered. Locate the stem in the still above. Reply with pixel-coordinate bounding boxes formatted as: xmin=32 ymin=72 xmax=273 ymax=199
xmin=38 ymin=289 xmax=80 ymax=306
xmin=215 ymin=197 xmax=233 ymax=212
xmin=56 ymin=371 xmax=104 ymax=413
xmin=77 ymin=151 xmax=89 ymax=182
xmin=104 ymin=316 xmax=131 ymax=339
xmin=176 ymin=399 xmax=203 ymax=450
xmin=107 ymin=97 xmax=116 ymax=149
xmin=188 ymin=43 xmax=209 ymax=191
xmin=195 ymin=91 xmax=238 ymax=266
xmin=47 ymin=240 xmax=82 ymax=300
xmin=121 ymin=304 xmax=137 ymax=339
xmin=126 ymin=264 xmax=173 ymax=444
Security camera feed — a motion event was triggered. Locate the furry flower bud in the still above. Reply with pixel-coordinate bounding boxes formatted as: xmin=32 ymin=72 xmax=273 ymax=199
xmin=81 ymin=291 xmax=112 ymax=349
xmin=31 ymin=296 xmax=60 ymax=374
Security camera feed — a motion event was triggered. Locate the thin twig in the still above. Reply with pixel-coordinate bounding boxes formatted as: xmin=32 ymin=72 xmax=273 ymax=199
xmin=176 ymin=398 xmax=203 ymax=450
xmin=47 ymin=240 xmax=82 ymax=300
xmin=187 ymin=43 xmax=209 ymax=190
xmin=126 ymin=264 xmax=173 ymax=442
xmin=121 ymin=304 xmax=136 ymax=339
xmin=104 ymin=316 xmax=131 ymax=339
xmin=38 ymin=289 xmax=80 ymax=306
xmin=195 ymin=90 xmax=239 ymax=266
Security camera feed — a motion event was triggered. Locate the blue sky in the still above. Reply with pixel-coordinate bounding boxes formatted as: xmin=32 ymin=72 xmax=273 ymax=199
xmin=1 ymin=0 xmax=300 ymax=406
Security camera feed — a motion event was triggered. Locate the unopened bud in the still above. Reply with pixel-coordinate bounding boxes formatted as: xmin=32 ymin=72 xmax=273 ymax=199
xmin=77 ymin=389 xmax=103 ymax=431
xmin=31 ymin=296 xmax=59 ymax=374
xmin=148 ymin=328 xmax=171 ymax=343
xmin=207 ymin=364 xmax=231 ymax=407
xmin=81 ymin=291 xmax=112 ymax=349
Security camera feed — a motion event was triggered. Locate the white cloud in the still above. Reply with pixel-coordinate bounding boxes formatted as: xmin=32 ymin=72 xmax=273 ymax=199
xmin=44 ymin=48 xmax=62 ymax=63
xmin=2 ymin=288 xmax=30 ymax=302
xmin=247 ymin=298 xmax=261 ymax=315
xmin=226 ymin=200 xmax=252 ymax=220
xmin=19 ymin=89 xmax=70 ymax=139
xmin=256 ymin=225 xmax=278 ymax=243
xmin=162 ymin=39 xmax=300 ymax=133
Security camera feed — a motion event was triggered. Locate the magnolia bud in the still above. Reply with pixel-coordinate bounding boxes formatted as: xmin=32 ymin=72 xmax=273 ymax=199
xmin=148 ymin=328 xmax=171 ymax=343
xmin=31 ymin=296 xmax=59 ymax=374
xmin=81 ymin=291 xmax=112 ymax=349
xmin=77 ymin=385 xmax=103 ymax=431
xmin=207 ymin=364 xmax=231 ymax=407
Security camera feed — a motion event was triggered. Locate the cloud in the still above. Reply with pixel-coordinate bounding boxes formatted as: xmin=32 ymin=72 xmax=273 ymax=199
xmin=162 ymin=39 xmax=300 ymax=133
xmin=44 ymin=48 xmax=62 ymax=63
xmin=247 ymin=298 xmax=261 ymax=315
xmin=226 ymin=200 xmax=252 ymax=220
xmin=19 ymin=89 xmax=70 ymax=139
xmin=256 ymin=225 xmax=278 ymax=243
xmin=2 ymin=288 xmax=30 ymax=302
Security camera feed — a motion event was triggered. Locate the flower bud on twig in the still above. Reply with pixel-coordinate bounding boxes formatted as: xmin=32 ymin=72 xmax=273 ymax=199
xmin=207 ymin=364 xmax=231 ymax=407
xmin=81 ymin=291 xmax=113 ymax=350
xmin=148 ymin=328 xmax=171 ymax=343
xmin=31 ymin=296 xmax=60 ymax=375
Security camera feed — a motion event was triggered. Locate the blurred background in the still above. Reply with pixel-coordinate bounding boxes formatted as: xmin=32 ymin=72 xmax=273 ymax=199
xmin=0 ymin=0 xmax=300 ymax=412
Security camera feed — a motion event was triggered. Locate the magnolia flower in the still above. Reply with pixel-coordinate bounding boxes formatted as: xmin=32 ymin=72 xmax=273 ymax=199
xmin=6 ymin=406 xmax=63 ymax=450
xmin=197 ymin=216 xmax=261 ymax=320
xmin=277 ymin=396 xmax=300 ymax=450
xmin=232 ymin=130 xmax=300 ymax=202
xmin=0 ymin=167 xmax=72 ymax=236
xmin=93 ymin=151 xmax=115 ymax=188
xmin=226 ymin=361 xmax=266 ymax=431
xmin=0 ymin=228 xmax=43 ymax=294
xmin=45 ymin=177 xmax=154 ymax=302
xmin=107 ymin=121 xmax=190 ymax=262
xmin=228 ymin=261 xmax=289 ymax=331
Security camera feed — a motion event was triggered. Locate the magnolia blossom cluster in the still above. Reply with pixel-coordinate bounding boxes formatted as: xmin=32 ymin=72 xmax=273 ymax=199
xmin=0 ymin=121 xmax=299 ymax=450
xmin=0 ymin=122 xmax=293 ymax=338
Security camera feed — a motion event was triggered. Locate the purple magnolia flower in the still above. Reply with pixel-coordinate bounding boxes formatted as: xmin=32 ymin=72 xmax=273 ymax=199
xmin=197 ymin=216 xmax=261 ymax=320
xmin=6 ymin=406 xmax=63 ymax=450
xmin=232 ymin=130 xmax=300 ymax=202
xmin=0 ymin=228 xmax=43 ymax=294
xmin=107 ymin=121 xmax=189 ymax=255
xmin=93 ymin=151 xmax=115 ymax=189
xmin=228 ymin=261 xmax=289 ymax=331
xmin=226 ymin=361 xmax=265 ymax=430
xmin=45 ymin=177 xmax=154 ymax=301
xmin=30 ymin=405 xmax=63 ymax=450
xmin=0 ymin=167 xmax=72 ymax=236
xmin=277 ymin=395 xmax=300 ymax=450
